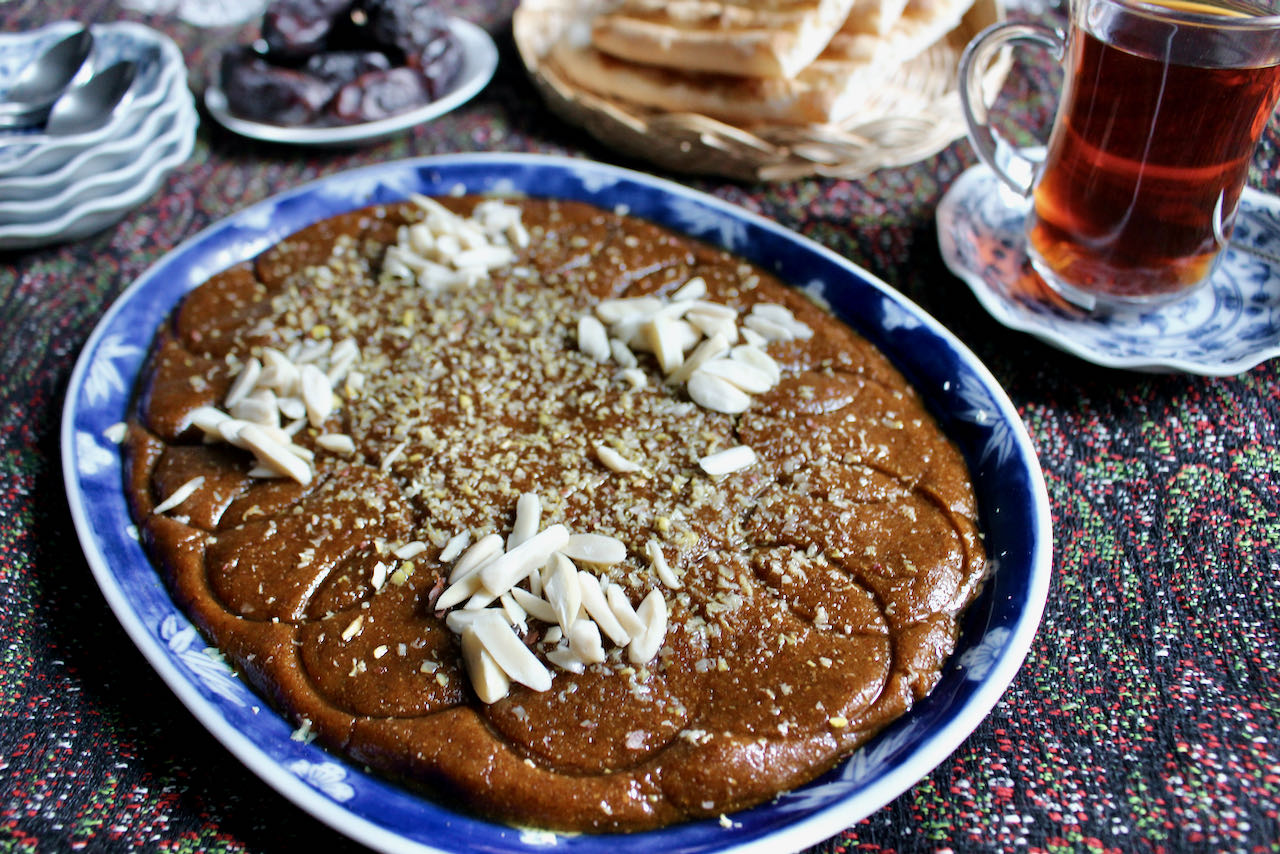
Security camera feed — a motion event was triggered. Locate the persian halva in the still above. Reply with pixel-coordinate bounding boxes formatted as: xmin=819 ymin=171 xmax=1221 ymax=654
xmin=124 ymin=194 xmax=986 ymax=831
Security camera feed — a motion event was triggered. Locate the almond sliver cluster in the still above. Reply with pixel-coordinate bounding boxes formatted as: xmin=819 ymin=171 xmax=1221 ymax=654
xmin=433 ymin=492 xmax=672 ymax=704
xmin=170 ymin=337 xmax=362 ymax=491
xmin=576 ymin=280 xmax=811 ymax=415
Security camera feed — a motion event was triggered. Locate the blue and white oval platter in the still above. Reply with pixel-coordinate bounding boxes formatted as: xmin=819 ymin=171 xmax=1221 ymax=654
xmin=63 ymin=154 xmax=1052 ymax=854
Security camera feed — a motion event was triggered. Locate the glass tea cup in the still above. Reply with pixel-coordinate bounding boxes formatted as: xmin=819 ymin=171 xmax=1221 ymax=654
xmin=958 ymin=0 xmax=1280 ymax=311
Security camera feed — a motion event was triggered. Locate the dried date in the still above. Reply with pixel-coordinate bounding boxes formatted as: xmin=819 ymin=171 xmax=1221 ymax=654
xmin=359 ymin=1 xmax=461 ymax=98
xmin=263 ymin=0 xmax=357 ymax=58
xmin=328 ymin=67 xmax=431 ymax=123
xmin=221 ymin=49 xmax=332 ymax=125
xmin=304 ymin=50 xmax=392 ymax=90
xmin=221 ymin=0 xmax=465 ymax=128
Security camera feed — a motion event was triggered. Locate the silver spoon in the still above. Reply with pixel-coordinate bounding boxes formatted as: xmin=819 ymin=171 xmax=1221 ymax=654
xmin=0 ymin=28 xmax=93 ymax=119
xmin=44 ymin=60 xmax=137 ymax=136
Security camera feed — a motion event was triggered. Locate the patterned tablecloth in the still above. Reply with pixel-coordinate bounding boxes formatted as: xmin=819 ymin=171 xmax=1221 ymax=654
xmin=3 ymin=0 xmax=1278 ymax=851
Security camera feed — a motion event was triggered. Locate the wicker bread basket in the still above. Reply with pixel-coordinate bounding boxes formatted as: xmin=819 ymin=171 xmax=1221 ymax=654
xmin=514 ymin=0 xmax=1008 ymax=182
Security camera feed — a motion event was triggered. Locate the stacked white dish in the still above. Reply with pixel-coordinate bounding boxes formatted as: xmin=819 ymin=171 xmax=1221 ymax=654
xmin=0 ymin=21 xmax=196 ymax=250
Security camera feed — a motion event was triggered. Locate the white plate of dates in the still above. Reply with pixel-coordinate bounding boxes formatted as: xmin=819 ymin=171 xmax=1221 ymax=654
xmin=204 ymin=0 xmax=497 ymax=146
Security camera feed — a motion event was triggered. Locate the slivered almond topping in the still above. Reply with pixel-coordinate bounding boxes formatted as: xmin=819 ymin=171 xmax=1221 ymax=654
xmin=428 ymin=495 xmax=682 ymax=704
xmin=316 ymin=433 xmax=356 ymax=455
xmin=527 ymin=562 xmax=543 ymax=597
xmin=238 ymin=423 xmax=312 ymax=484
xmin=508 ymin=492 xmax=542 ymax=550
xmin=500 ymin=593 xmax=528 ymax=632
xmin=671 ymin=276 xmax=707 ymax=301
xmin=686 ymin=299 xmax=736 ymax=320
xmin=730 ymin=344 xmax=781 ymax=383
xmin=544 ymin=552 xmax=582 ymax=631
xmin=446 ymin=608 xmax=486 ymax=633
xmin=438 ymin=530 xmax=471 ymax=564
xmin=595 ymin=296 xmax=662 ymax=325
xmin=577 ymin=315 xmax=611 ymax=363
xmin=646 ymin=539 xmax=682 ymax=589
xmin=460 ymin=626 xmax=511 ymax=704
xmin=609 ymin=338 xmax=637 ymax=369
xmin=341 ymin=615 xmax=364 ymax=642
xmin=469 ymin=610 xmax=552 ymax=692
xmin=743 ymin=314 xmax=794 ymax=342
xmin=259 ymin=347 xmax=298 ymax=392
xmin=546 ymin=643 xmax=585 ymax=674
xmin=370 ymin=561 xmax=388 ymax=591
xmin=568 ymin=618 xmax=606 ymax=664
xmin=478 ymin=524 xmax=570 ymax=598
xmin=627 ymin=590 xmax=668 ymax=665
xmin=330 ymin=338 xmax=359 ymax=367
xmin=278 ymin=396 xmax=307 ymax=421
xmin=561 ymin=533 xmax=627 ymax=566
xmin=606 ymin=585 xmax=646 ymax=638
xmin=153 ymin=476 xmax=205 ymax=515
xmin=699 ymin=357 xmax=773 ymax=394
xmin=437 ymin=564 xmax=491 ymax=611
xmin=751 ymin=302 xmax=813 ymax=339
xmin=295 ymin=338 xmax=331 ymax=365
xmin=699 ymin=445 xmax=758 ymax=477
xmin=685 ymin=310 xmax=738 ymax=344
xmin=596 ymin=444 xmax=642 ymax=473
xmin=394 ymin=541 xmax=428 ymax=560
xmin=510 ymin=587 xmax=557 ymax=624
xmin=618 ymin=368 xmax=647 ymax=389
xmin=647 ymin=314 xmax=688 ymax=375
xmin=454 ymin=245 xmax=515 ymax=270
xmin=451 ymin=533 xmax=504 ymax=581
xmin=389 ymin=194 xmax=524 ymax=289
xmin=300 ymin=364 xmax=334 ymax=427
xmin=687 ymin=370 xmax=752 ymax=414
xmin=224 ymin=357 xmax=262 ymax=409
xmin=231 ymin=391 xmax=278 ymax=428
xmin=188 ymin=406 xmax=230 ymax=438
xmin=577 ymin=572 xmax=630 ymax=646
xmin=666 ymin=332 xmax=730 ymax=386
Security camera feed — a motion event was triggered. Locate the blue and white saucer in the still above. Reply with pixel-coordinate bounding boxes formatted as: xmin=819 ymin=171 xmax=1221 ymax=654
xmin=937 ymin=163 xmax=1280 ymax=375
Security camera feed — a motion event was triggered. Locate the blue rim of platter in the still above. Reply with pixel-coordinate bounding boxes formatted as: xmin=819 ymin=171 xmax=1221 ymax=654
xmin=63 ymin=153 xmax=1053 ymax=854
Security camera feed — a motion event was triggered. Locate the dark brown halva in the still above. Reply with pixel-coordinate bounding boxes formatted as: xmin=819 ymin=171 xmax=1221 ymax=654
xmin=124 ymin=195 xmax=986 ymax=832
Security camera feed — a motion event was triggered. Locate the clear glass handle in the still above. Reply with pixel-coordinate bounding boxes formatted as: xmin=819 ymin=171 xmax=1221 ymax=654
xmin=958 ymin=22 xmax=1065 ymax=197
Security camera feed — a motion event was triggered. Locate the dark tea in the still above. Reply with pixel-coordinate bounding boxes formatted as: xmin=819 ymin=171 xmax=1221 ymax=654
xmin=1027 ymin=0 xmax=1280 ymax=305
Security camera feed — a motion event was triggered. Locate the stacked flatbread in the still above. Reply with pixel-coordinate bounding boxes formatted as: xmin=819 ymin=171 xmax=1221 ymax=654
xmin=545 ymin=0 xmax=977 ymax=126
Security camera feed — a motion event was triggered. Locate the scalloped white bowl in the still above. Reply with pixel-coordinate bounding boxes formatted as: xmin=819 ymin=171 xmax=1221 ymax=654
xmin=0 ymin=20 xmax=186 ymax=179
xmin=0 ymin=94 xmax=196 ymax=248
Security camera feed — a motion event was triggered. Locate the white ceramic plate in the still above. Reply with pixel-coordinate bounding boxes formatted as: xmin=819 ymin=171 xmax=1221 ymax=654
xmin=938 ymin=162 xmax=1280 ymax=375
xmin=204 ymin=17 xmax=497 ymax=147
xmin=0 ymin=94 xmax=196 ymax=249
xmin=0 ymin=68 xmax=187 ymax=202
xmin=0 ymin=20 xmax=187 ymax=178
xmin=0 ymin=87 xmax=187 ymax=217
xmin=63 ymin=154 xmax=1051 ymax=854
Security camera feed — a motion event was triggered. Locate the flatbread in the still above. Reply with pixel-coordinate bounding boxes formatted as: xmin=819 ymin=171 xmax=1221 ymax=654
xmin=590 ymin=0 xmax=861 ymax=79
xmin=551 ymin=0 xmax=975 ymax=125
xmin=842 ymin=0 xmax=912 ymax=35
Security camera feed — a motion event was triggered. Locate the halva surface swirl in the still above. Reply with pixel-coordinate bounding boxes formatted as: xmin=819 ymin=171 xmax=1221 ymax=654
xmin=124 ymin=195 xmax=986 ymax=832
